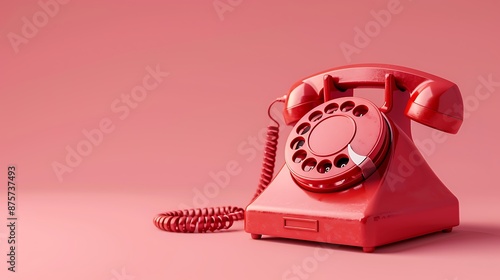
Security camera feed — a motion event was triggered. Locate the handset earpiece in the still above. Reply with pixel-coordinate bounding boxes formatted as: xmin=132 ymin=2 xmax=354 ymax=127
xmin=404 ymin=79 xmax=463 ymax=134
xmin=283 ymin=81 xmax=323 ymax=125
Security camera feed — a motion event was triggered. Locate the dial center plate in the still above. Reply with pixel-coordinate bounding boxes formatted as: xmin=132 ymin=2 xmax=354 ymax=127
xmin=308 ymin=115 xmax=356 ymax=156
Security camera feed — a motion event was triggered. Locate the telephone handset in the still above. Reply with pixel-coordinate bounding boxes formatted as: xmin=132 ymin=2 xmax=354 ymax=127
xmin=283 ymin=64 xmax=463 ymax=132
xmin=154 ymin=64 xmax=463 ymax=252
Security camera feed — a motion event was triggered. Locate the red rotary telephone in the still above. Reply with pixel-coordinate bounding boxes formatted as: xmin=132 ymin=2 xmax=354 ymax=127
xmin=154 ymin=64 xmax=463 ymax=253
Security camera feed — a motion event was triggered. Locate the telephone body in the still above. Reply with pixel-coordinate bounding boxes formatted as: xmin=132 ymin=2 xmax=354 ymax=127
xmin=154 ymin=64 xmax=463 ymax=253
xmin=244 ymin=64 xmax=463 ymax=252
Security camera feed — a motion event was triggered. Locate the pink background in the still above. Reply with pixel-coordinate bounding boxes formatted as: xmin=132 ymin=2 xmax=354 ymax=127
xmin=1 ymin=0 xmax=499 ymax=279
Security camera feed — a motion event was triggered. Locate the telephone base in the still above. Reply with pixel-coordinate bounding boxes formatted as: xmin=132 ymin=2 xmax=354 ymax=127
xmin=245 ymin=125 xmax=459 ymax=252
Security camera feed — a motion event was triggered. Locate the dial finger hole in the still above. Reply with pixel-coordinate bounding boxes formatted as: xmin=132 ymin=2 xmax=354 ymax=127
xmin=296 ymin=123 xmax=311 ymax=135
xmin=309 ymin=111 xmax=323 ymax=122
xmin=324 ymin=103 xmax=339 ymax=114
xmin=340 ymin=101 xmax=355 ymax=112
xmin=302 ymin=158 xmax=317 ymax=172
xmin=290 ymin=137 xmax=305 ymax=150
xmin=317 ymin=160 xmax=333 ymax=174
xmin=334 ymin=155 xmax=349 ymax=168
xmin=353 ymin=105 xmax=368 ymax=117
xmin=292 ymin=150 xmax=307 ymax=163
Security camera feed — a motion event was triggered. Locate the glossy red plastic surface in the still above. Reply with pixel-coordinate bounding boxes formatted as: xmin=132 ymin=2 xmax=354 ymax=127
xmin=283 ymin=64 xmax=463 ymax=134
xmin=156 ymin=64 xmax=463 ymax=253
xmin=154 ymin=207 xmax=244 ymax=233
xmin=285 ymin=97 xmax=389 ymax=192
xmin=245 ymin=118 xmax=459 ymax=252
xmin=246 ymin=64 xmax=463 ymax=252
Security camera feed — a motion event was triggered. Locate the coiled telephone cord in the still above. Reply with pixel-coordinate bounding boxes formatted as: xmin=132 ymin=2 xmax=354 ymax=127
xmin=153 ymin=98 xmax=284 ymax=233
